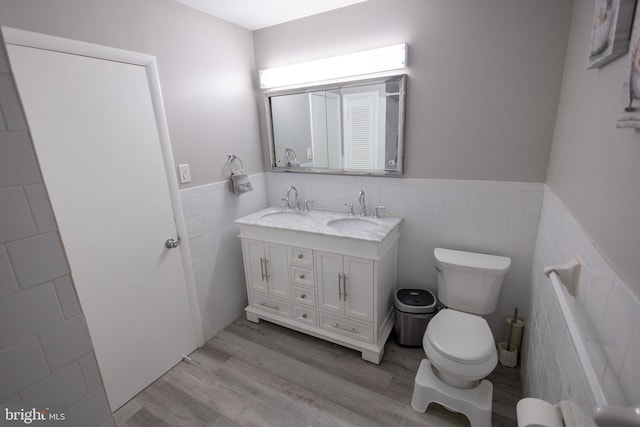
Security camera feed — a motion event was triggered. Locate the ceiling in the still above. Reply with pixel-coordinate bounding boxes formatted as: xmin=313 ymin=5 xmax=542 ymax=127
xmin=174 ymin=0 xmax=368 ymax=30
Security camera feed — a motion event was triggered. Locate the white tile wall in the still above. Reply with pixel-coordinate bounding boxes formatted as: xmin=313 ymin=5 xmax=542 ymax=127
xmin=264 ymin=172 xmax=544 ymax=338
xmin=0 ymin=39 xmax=112 ymax=426
xmin=179 ymin=174 xmax=268 ymax=340
xmin=180 ymin=172 xmax=543 ymax=341
xmin=522 ymin=187 xmax=640 ymax=427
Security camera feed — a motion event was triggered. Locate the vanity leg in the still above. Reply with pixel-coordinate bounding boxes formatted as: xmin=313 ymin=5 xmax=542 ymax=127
xmin=361 ymin=348 xmax=383 ymax=364
xmin=246 ymin=311 xmax=260 ymax=324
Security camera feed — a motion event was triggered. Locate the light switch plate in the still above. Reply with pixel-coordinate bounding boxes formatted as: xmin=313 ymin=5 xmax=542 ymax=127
xmin=178 ymin=164 xmax=191 ymax=184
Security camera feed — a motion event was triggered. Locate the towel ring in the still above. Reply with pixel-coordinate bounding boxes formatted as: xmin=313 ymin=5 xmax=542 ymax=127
xmin=227 ymin=153 xmax=244 ymax=173
xmin=285 ymin=147 xmax=297 ymax=161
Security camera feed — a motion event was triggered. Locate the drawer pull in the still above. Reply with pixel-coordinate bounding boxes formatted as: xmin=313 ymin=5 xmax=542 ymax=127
xmin=300 ymin=293 xmax=306 ymax=299
xmin=302 ymin=313 xmax=308 ymax=319
xmin=334 ymin=322 xmax=357 ymax=333
xmin=297 ymin=253 xmax=303 ymax=259
xmin=299 ymin=273 xmax=305 ymax=279
xmin=259 ymin=301 xmax=279 ymax=311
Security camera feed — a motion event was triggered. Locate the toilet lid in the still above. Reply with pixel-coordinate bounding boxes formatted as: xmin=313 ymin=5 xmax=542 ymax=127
xmin=426 ymin=309 xmax=495 ymax=364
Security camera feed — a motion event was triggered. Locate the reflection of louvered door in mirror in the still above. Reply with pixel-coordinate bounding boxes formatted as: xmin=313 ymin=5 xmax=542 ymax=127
xmin=343 ymin=91 xmax=380 ymax=170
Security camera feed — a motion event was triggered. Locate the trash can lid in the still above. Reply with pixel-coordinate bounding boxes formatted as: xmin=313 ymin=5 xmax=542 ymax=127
xmin=394 ymin=288 xmax=437 ymax=314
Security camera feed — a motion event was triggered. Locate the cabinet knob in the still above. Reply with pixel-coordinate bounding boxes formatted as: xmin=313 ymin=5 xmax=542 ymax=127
xmin=299 ymin=274 xmax=305 ymax=279
xmin=302 ymin=313 xmax=308 ymax=319
xmin=297 ymin=253 xmax=303 ymax=259
xmin=301 ymin=294 xmax=306 ymax=299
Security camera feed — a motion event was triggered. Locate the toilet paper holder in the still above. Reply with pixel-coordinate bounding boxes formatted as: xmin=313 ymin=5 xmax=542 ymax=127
xmin=593 ymin=404 xmax=640 ymax=427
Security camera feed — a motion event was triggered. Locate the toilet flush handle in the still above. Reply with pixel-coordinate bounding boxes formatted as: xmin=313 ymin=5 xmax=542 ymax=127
xmin=435 ymin=265 xmax=443 ymax=273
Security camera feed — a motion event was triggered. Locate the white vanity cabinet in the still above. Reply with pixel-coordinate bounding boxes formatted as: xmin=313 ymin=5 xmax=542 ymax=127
xmin=242 ymin=239 xmax=289 ymax=299
xmin=235 ymin=208 xmax=401 ymax=364
xmin=315 ymin=251 xmax=374 ymax=322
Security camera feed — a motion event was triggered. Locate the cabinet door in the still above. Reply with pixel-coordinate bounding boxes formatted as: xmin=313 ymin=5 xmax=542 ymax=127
xmin=265 ymin=243 xmax=289 ymax=299
xmin=316 ymin=251 xmax=344 ymax=314
xmin=343 ymin=256 xmax=374 ymax=322
xmin=243 ymin=239 xmax=267 ymax=293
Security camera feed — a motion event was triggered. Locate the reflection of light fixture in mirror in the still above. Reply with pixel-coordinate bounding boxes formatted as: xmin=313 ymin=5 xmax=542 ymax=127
xmin=259 ymin=43 xmax=407 ymax=89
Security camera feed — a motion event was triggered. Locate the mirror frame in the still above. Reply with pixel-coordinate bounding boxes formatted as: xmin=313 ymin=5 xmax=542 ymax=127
xmin=264 ymin=74 xmax=407 ymax=176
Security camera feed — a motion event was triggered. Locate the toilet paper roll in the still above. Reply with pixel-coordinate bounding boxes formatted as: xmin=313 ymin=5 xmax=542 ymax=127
xmin=516 ymin=398 xmax=563 ymax=427
xmin=505 ymin=317 xmax=524 ymax=351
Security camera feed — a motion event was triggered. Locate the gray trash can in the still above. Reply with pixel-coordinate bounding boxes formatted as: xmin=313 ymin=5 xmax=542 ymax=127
xmin=393 ymin=288 xmax=437 ymax=347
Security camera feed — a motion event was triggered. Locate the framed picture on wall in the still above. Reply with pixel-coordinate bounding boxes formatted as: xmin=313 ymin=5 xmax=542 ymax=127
xmin=587 ymin=0 xmax=636 ymax=69
xmin=618 ymin=4 xmax=640 ymax=127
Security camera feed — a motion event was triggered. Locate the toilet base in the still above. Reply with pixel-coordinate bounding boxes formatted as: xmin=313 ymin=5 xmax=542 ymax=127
xmin=411 ymin=359 xmax=493 ymax=427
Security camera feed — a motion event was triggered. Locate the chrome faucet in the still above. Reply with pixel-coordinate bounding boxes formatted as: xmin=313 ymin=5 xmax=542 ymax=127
xmin=285 ymin=186 xmax=299 ymax=210
xmin=358 ymin=190 xmax=367 ymax=216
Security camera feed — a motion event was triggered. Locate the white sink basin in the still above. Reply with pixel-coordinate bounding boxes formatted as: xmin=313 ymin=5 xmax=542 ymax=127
xmin=327 ymin=217 xmax=379 ymax=232
xmin=261 ymin=211 xmax=306 ymax=222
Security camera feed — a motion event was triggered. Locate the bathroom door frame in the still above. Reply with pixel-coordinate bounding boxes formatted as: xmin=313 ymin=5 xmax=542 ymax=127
xmin=1 ymin=27 xmax=205 ymax=347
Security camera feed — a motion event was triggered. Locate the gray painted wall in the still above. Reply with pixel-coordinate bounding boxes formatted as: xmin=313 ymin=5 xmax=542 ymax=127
xmin=253 ymin=0 xmax=573 ymax=182
xmin=547 ymin=0 xmax=640 ymax=296
xmin=0 ymin=0 xmax=262 ymax=188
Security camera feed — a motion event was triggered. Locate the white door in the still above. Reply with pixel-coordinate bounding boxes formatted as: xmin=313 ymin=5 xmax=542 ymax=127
xmin=6 ymin=43 xmax=198 ymax=410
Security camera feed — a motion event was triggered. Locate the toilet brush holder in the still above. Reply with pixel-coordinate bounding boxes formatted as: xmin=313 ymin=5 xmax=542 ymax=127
xmin=498 ymin=342 xmax=518 ymax=367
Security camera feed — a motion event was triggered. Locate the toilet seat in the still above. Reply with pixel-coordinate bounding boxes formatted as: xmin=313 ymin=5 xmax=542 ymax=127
xmin=423 ymin=309 xmax=497 ymax=384
xmin=426 ymin=309 xmax=495 ymax=363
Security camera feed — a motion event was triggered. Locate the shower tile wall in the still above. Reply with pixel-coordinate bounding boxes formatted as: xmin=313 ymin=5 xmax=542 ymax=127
xmin=265 ymin=172 xmax=544 ymax=338
xmin=522 ymin=187 xmax=640 ymax=427
xmin=180 ymin=174 xmax=268 ymax=340
xmin=0 ymin=39 xmax=113 ymax=427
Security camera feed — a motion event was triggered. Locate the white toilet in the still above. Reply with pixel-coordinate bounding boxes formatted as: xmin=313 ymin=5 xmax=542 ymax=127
xmin=411 ymin=248 xmax=511 ymax=427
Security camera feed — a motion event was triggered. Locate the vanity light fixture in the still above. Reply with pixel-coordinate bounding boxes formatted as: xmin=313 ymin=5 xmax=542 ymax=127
xmin=259 ymin=43 xmax=407 ymax=89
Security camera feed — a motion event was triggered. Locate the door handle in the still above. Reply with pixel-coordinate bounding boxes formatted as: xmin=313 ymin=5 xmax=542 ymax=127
xmin=338 ymin=273 xmax=343 ymax=300
xmin=165 ymin=238 xmax=180 ymax=249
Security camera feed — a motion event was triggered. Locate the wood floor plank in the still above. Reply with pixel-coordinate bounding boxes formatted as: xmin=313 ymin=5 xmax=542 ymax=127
xmin=205 ymin=328 xmax=461 ymax=426
xmin=166 ymin=361 xmax=345 ymax=427
xmin=114 ymin=316 xmax=521 ymax=427
xmin=120 ymin=407 xmax=174 ymax=427
xmin=209 ymin=356 xmax=376 ymax=427
xmin=226 ymin=317 xmax=394 ymax=392
xmin=205 ymin=331 xmax=425 ymax=426
xmin=132 ymin=377 xmax=222 ymax=426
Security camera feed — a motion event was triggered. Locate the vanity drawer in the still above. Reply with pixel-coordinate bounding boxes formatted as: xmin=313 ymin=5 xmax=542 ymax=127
xmin=319 ymin=312 xmax=373 ymax=343
xmin=293 ymin=305 xmax=317 ymax=327
xmin=250 ymin=293 xmax=291 ymax=319
xmin=292 ymin=286 xmax=316 ymax=307
xmin=290 ymin=266 xmax=315 ymax=288
xmin=288 ymin=247 xmax=313 ymax=267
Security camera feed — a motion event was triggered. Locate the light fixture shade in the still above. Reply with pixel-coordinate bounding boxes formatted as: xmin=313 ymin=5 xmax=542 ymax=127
xmin=259 ymin=43 xmax=407 ymax=89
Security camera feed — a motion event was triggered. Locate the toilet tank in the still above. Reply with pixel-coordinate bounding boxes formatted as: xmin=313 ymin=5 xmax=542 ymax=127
xmin=434 ymin=248 xmax=511 ymax=315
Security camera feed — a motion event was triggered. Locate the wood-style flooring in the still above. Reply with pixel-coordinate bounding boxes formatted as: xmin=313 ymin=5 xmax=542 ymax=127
xmin=114 ymin=316 xmax=521 ymax=427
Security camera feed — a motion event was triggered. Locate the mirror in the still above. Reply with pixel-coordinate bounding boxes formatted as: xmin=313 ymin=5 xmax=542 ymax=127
xmin=265 ymin=74 xmax=406 ymax=176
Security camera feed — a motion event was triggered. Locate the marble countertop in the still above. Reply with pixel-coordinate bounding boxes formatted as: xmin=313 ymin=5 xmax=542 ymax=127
xmin=234 ymin=207 xmax=402 ymax=242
